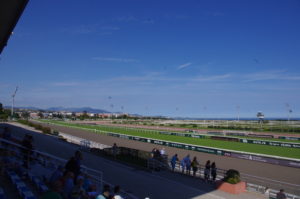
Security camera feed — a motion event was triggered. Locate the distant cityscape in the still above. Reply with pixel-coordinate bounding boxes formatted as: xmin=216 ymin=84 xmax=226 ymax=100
xmin=1 ymin=105 xmax=299 ymax=121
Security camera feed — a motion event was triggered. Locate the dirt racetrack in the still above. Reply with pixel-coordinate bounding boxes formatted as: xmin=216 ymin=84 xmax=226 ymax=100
xmin=75 ymin=120 xmax=300 ymax=138
xmin=31 ymin=122 xmax=300 ymax=194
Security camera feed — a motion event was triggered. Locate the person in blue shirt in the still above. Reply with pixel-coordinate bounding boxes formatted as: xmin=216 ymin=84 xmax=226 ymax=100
xmin=170 ymin=154 xmax=178 ymax=172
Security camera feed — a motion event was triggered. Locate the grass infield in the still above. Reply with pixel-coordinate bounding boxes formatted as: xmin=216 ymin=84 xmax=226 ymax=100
xmin=41 ymin=120 xmax=300 ymax=159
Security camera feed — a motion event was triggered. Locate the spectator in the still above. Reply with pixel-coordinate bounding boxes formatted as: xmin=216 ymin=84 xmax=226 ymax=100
xmin=184 ymin=155 xmax=191 ymax=175
xmin=87 ymin=184 xmax=98 ymax=199
xmin=160 ymin=148 xmax=166 ymax=155
xmin=191 ymin=157 xmax=199 ymax=177
xmin=204 ymin=160 xmax=211 ymax=182
xmin=82 ymin=173 xmax=92 ymax=192
xmin=170 ymin=154 xmax=178 ymax=172
xmin=264 ymin=187 xmax=270 ymax=196
xmin=49 ymin=165 xmax=64 ymax=185
xmin=96 ymin=184 xmax=112 ymax=199
xmin=62 ymin=171 xmax=75 ymax=199
xmin=41 ymin=181 xmax=63 ymax=199
xmin=113 ymin=185 xmax=124 ymax=199
xmin=151 ymin=148 xmax=156 ymax=158
xmin=112 ymin=143 xmax=118 ymax=159
xmin=180 ymin=158 xmax=185 ymax=173
xmin=65 ymin=150 xmax=83 ymax=180
xmin=21 ymin=134 xmax=34 ymax=168
xmin=154 ymin=148 xmax=161 ymax=160
xmin=276 ymin=189 xmax=287 ymax=199
xmin=2 ymin=127 xmax=11 ymax=140
xmin=1 ymin=127 xmax=11 ymax=150
xmin=70 ymin=178 xmax=87 ymax=199
xmin=211 ymin=162 xmax=217 ymax=181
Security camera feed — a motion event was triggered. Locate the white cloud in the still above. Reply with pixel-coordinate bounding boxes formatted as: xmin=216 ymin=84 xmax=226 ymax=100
xmin=192 ymin=74 xmax=232 ymax=82
xmin=114 ymin=16 xmax=138 ymax=22
xmin=177 ymin=62 xmax=192 ymax=70
xmin=92 ymin=57 xmax=138 ymax=63
xmin=244 ymin=71 xmax=300 ymax=82
xmin=100 ymin=26 xmax=120 ymax=31
xmin=143 ymin=19 xmax=155 ymax=24
xmin=61 ymin=24 xmax=119 ymax=35
xmin=51 ymin=82 xmax=81 ymax=87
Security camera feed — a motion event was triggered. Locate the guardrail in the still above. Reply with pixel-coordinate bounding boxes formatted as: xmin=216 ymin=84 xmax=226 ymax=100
xmin=159 ymin=131 xmax=300 ymax=149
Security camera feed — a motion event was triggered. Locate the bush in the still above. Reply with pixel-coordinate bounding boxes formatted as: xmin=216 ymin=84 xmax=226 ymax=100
xmin=52 ymin=130 xmax=59 ymax=136
xmin=223 ymin=169 xmax=241 ymax=184
xmin=42 ymin=127 xmax=51 ymax=134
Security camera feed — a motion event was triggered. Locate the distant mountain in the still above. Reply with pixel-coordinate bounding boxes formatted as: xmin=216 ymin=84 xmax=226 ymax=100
xmin=4 ymin=106 xmax=41 ymax=110
xmin=46 ymin=107 xmax=110 ymax=113
xmin=5 ymin=106 xmax=110 ymax=113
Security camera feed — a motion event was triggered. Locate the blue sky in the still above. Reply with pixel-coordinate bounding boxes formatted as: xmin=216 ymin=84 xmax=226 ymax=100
xmin=1 ymin=0 xmax=300 ymax=118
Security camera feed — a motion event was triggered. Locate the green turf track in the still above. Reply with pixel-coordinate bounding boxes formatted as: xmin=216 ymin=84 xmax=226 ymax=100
xmin=42 ymin=120 xmax=300 ymax=159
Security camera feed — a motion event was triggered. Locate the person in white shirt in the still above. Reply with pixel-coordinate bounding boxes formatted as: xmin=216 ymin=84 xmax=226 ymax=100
xmin=113 ymin=185 xmax=124 ymax=199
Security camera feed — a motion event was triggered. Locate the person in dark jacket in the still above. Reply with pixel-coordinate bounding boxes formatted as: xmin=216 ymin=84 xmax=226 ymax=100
xmin=65 ymin=150 xmax=83 ymax=180
xmin=211 ymin=162 xmax=217 ymax=181
xmin=22 ymin=134 xmax=34 ymax=168
xmin=204 ymin=160 xmax=211 ymax=182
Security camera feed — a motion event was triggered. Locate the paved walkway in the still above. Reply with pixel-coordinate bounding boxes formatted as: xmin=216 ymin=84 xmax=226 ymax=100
xmin=2 ymin=123 xmax=269 ymax=199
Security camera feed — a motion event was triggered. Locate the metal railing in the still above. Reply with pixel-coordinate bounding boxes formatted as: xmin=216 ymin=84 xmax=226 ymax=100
xmin=59 ymin=132 xmax=111 ymax=150
xmin=147 ymin=157 xmax=300 ymax=199
xmin=0 ymin=137 xmax=139 ymax=199
xmin=55 ymin=130 xmax=300 ymax=199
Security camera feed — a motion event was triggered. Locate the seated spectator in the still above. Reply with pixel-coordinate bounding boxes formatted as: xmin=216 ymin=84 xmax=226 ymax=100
xmin=82 ymin=173 xmax=92 ymax=192
xmin=70 ymin=178 xmax=87 ymax=199
xmin=62 ymin=171 xmax=75 ymax=199
xmin=41 ymin=181 xmax=63 ymax=199
xmin=87 ymin=184 xmax=98 ymax=199
xmin=113 ymin=185 xmax=124 ymax=199
xmin=49 ymin=165 xmax=64 ymax=185
xmin=96 ymin=184 xmax=112 ymax=199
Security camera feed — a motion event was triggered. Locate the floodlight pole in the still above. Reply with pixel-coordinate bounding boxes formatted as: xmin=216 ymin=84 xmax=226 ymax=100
xmin=237 ymin=105 xmax=240 ymax=122
xmin=11 ymin=86 xmax=18 ymax=119
xmin=286 ymin=103 xmax=290 ymax=122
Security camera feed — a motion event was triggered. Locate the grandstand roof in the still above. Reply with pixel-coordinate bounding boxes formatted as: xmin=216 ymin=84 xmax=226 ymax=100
xmin=0 ymin=0 xmax=29 ymax=54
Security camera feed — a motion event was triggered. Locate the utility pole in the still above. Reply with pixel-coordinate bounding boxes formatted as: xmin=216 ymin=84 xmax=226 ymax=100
xmin=11 ymin=86 xmax=18 ymax=119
